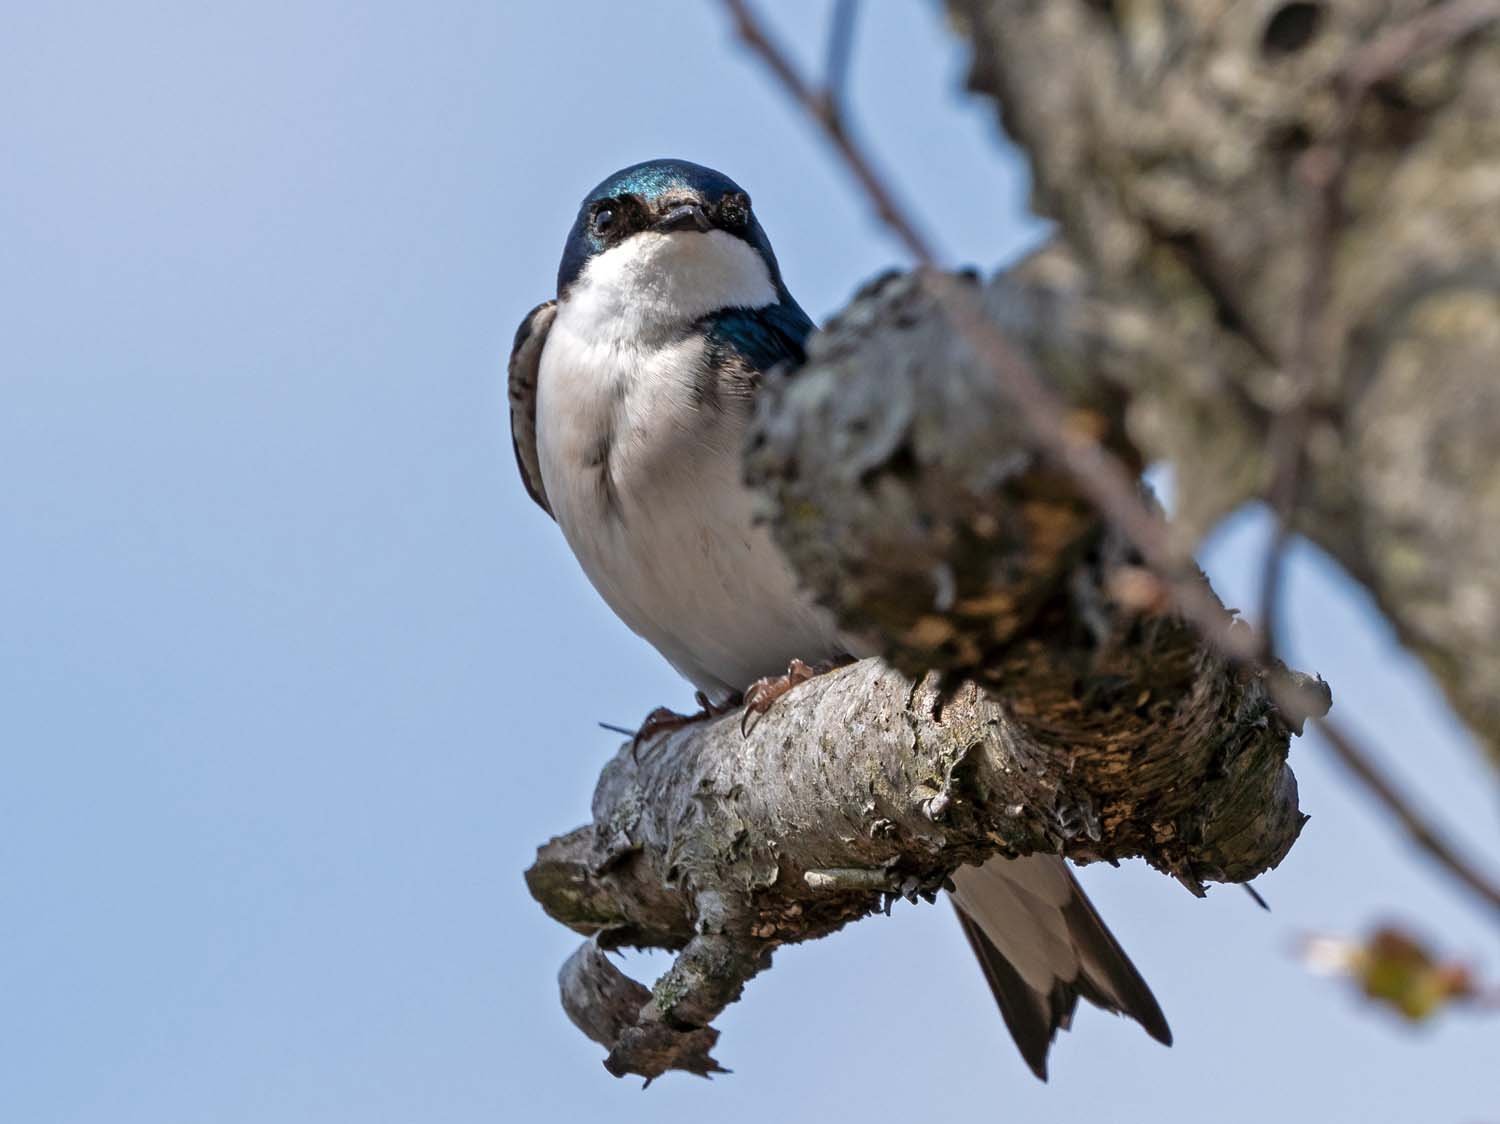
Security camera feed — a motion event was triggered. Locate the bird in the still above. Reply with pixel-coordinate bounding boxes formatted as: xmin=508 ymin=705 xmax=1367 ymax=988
xmin=508 ymin=157 xmax=1171 ymax=1080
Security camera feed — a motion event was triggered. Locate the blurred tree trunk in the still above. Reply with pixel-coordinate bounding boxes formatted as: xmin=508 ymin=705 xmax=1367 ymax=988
xmin=948 ymin=0 xmax=1500 ymax=770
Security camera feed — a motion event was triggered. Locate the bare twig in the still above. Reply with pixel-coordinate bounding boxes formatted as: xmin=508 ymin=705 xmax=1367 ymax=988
xmin=822 ymin=0 xmax=859 ymax=113
xmin=718 ymin=0 xmax=1500 ymax=922
xmin=1345 ymin=0 xmax=1500 ymax=92
xmin=1318 ymin=717 xmax=1500 ymax=916
xmin=722 ymin=0 xmax=939 ymax=262
xmin=1257 ymin=139 xmax=1335 ymax=658
xmin=1256 ymin=515 xmax=1296 ymax=659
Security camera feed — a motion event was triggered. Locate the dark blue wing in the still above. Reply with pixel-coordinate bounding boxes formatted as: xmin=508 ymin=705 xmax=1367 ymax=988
xmin=700 ymin=298 xmax=814 ymax=378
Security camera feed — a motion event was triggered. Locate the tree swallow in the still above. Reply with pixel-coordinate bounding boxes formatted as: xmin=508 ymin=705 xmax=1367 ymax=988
xmin=508 ymin=157 xmax=1171 ymax=1079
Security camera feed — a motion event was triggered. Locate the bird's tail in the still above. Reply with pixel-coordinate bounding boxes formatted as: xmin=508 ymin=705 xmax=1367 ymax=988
xmin=948 ymin=854 xmax=1171 ymax=1080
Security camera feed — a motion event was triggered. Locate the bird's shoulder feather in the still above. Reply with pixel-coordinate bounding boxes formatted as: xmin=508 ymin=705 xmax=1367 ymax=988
xmin=699 ymin=298 xmax=814 ymax=382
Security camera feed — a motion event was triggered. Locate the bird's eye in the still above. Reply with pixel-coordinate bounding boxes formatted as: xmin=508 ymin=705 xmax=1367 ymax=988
xmin=720 ymin=192 xmax=752 ymax=226
xmin=592 ymin=208 xmax=615 ymax=235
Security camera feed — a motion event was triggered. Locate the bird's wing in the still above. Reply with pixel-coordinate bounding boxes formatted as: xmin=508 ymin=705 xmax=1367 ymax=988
xmin=507 ymin=299 xmax=557 ymax=518
xmin=949 ymin=854 xmax=1171 ymax=1081
xmin=700 ymin=298 xmax=814 ymax=391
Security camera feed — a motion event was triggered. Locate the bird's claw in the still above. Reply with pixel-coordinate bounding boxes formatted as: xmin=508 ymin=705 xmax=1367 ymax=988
xmin=629 ymin=692 xmax=737 ymax=759
xmin=630 ymin=707 xmax=702 ymax=760
xmin=740 ymin=658 xmax=825 ymax=736
xmin=624 ymin=659 xmax=843 ymax=751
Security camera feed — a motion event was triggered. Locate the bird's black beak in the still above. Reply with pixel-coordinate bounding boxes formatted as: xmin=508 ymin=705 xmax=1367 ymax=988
xmin=654 ymin=202 xmax=712 ymax=233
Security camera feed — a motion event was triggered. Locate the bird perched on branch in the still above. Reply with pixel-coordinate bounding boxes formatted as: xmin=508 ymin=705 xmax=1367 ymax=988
xmin=507 ymin=157 xmax=1170 ymax=1080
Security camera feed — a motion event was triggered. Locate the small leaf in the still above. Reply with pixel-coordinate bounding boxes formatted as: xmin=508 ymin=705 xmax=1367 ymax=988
xmin=1301 ymin=924 xmax=1490 ymax=1023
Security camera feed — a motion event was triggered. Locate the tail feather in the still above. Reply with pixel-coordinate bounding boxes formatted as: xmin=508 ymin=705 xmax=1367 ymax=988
xmin=952 ymin=905 xmax=1072 ymax=1080
xmin=950 ymin=855 xmax=1170 ymax=1080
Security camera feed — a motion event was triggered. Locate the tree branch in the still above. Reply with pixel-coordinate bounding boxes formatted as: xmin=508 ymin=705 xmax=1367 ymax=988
xmin=530 ymin=650 xmax=1313 ymax=1079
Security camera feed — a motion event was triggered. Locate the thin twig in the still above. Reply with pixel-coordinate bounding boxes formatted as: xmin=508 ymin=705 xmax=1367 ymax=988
xmin=1256 ymin=516 xmax=1295 ymax=658
xmin=822 ymin=0 xmax=859 ymax=113
xmin=722 ymin=0 xmax=939 ymax=262
xmin=1345 ymin=0 xmax=1500 ymax=92
xmin=718 ymin=0 xmax=1500 ymax=921
xmin=1257 ymin=136 xmax=1337 ymax=658
xmin=1317 ymin=716 xmax=1500 ymax=916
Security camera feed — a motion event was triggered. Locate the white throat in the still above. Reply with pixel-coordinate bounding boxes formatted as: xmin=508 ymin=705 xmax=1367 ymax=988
xmin=557 ymin=229 xmax=777 ymax=341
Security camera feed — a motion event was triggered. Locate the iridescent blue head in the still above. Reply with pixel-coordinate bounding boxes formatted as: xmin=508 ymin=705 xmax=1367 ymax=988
xmin=555 ymin=158 xmax=793 ymax=302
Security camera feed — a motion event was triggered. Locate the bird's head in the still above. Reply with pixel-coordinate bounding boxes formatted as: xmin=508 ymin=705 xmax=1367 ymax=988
xmin=555 ymin=159 xmax=791 ymax=326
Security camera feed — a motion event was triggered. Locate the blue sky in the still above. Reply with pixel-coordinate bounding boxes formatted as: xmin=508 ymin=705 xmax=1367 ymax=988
xmin=3 ymin=3 xmax=1496 ymax=1121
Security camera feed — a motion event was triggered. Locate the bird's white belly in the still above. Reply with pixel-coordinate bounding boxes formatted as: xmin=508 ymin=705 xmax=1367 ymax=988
xmin=536 ymin=324 xmax=842 ymax=702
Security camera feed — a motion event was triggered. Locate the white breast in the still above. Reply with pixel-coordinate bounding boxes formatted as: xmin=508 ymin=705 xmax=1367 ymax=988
xmin=534 ymin=229 xmax=844 ymax=702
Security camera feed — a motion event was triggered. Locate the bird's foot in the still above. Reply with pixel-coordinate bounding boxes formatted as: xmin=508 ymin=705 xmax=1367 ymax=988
xmin=740 ymin=658 xmax=846 ymax=736
xmin=631 ymin=692 xmax=737 ymax=758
